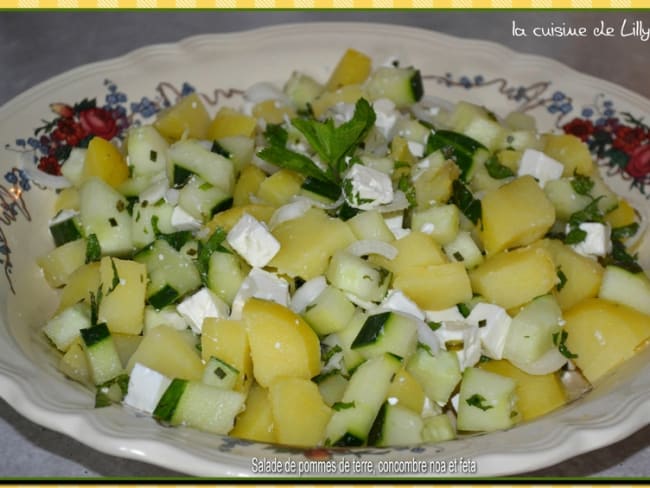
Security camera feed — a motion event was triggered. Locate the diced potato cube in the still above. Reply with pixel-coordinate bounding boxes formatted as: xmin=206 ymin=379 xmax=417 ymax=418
xmin=311 ymin=84 xmax=365 ymax=119
xmin=81 ymin=137 xmax=129 ymax=188
xmin=37 ymin=239 xmax=86 ymax=288
xmin=233 ymin=165 xmax=267 ymax=207
xmin=270 ymin=208 xmax=356 ymax=280
xmin=256 ymin=170 xmax=304 ymax=207
xmin=252 ymin=100 xmax=296 ymax=125
xmin=542 ymin=133 xmax=594 ymax=176
xmin=370 ymin=231 xmax=447 ymax=274
xmin=564 ymin=298 xmax=650 ymax=383
xmin=154 ymin=92 xmax=210 ymax=141
xmin=201 ymin=318 xmax=252 ymax=393
xmin=394 ymin=262 xmax=472 ymax=311
xmin=126 ymin=325 xmax=203 ymax=380
xmin=204 ymin=204 xmax=275 ymax=233
xmin=325 ymin=48 xmax=372 ymax=91
xmin=208 ymin=107 xmax=257 ymax=140
xmin=230 ymin=383 xmax=275 ymax=443
xmin=243 ymin=298 xmax=320 ymax=387
xmin=470 ymin=246 xmax=557 ymax=310
xmin=58 ymin=262 xmax=101 ymax=312
xmin=269 ymin=377 xmax=332 ymax=447
xmin=481 ymin=175 xmax=556 ymax=255
xmin=98 ymin=257 xmax=147 ymax=335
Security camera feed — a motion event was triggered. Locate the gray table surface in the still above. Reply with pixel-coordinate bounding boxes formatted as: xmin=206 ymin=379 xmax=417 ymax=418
xmin=1 ymin=11 xmax=649 ymax=478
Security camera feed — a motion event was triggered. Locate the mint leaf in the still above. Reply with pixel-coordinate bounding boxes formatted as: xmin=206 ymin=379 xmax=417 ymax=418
xmin=485 ymin=155 xmax=515 ymax=179
xmin=196 ymin=227 xmax=229 ymax=285
xmin=570 ymin=174 xmax=594 ymax=196
xmin=451 ymin=179 xmax=481 ymax=225
xmin=332 ymin=401 xmax=356 ymax=411
xmin=466 ymin=393 xmax=493 ymax=411
xmin=564 ymin=227 xmax=587 ymax=245
xmin=264 ymin=124 xmax=289 ymax=147
xmin=568 ymin=197 xmax=604 ymax=226
xmin=85 ymin=234 xmax=101 ymax=263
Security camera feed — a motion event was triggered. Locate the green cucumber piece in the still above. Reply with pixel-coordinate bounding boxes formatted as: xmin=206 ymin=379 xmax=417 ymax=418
xmin=368 ymin=402 xmax=423 ymax=447
xmin=365 ymin=66 xmax=423 ymax=108
xmin=303 ymin=286 xmax=356 ymax=336
xmin=50 ymin=211 xmax=83 ymax=247
xmin=351 ymin=311 xmax=418 ymax=360
xmin=80 ymin=323 xmax=124 ymax=385
xmin=426 ymin=130 xmax=489 ymax=181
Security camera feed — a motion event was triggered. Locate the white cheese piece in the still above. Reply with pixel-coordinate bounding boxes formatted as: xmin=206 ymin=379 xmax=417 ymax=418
xmin=517 ymin=148 xmax=564 ymax=188
xmin=373 ymin=99 xmax=399 ymax=139
xmin=139 ymin=178 xmax=169 ymax=205
xmin=331 ymin=102 xmax=356 ymax=125
xmin=170 ymin=206 xmax=202 ymax=232
xmin=466 ymin=303 xmax=512 ymax=360
xmin=407 ymin=140 xmax=425 ymax=158
xmin=381 ymin=290 xmax=425 ymax=321
xmin=384 ymin=214 xmax=410 ymax=240
xmin=424 ymin=307 xmax=466 ymax=324
xmin=342 ymin=164 xmax=394 ymax=211
xmin=435 ymin=321 xmax=481 ymax=371
xmin=123 ymin=363 xmax=172 ymax=414
xmin=290 ymin=276 xmax=328 ymax=314
xmin=227 ymin=213 xmax=281 ymax=268
xmin=177 ymin=287 xmax=229 ymax=333
xmin=568 ymin=222 xmax=612 ymax=257
xmin=230 ymin=268 xmax=290 ymax=320
xmin=164 ymin=188 xmax=180 ymax=205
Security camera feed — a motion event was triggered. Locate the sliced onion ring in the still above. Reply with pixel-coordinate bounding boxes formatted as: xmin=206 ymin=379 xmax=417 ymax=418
xmin=346 ymin=239 xmax=398 ymax=261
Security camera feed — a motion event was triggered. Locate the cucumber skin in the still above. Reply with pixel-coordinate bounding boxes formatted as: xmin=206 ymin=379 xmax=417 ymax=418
xmin=352 ymin=312 xmax=391 ymax=348
xmin=80 ymin=323 xmax=111 ymax=348
xmin=153 ymin=378 xmax=188 ymax=422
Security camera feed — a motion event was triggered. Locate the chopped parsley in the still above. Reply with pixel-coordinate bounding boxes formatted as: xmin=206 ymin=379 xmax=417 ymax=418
xmin=466 ymin=393 xmax=493 ymax=411
xmin=556 ymin=267 xmax=568 ymax=292
xmin=485 ymin=155 xmax=515 ymax=179
xmin=552 ymin=329 xmax=578 ymax=359
xmin=570 ymin=174 xmax=594 ymax=196
xmin=85 ymin=234 xmax=101 ymax=263
xmin=332 ymin=401 xmax=355 ymax=411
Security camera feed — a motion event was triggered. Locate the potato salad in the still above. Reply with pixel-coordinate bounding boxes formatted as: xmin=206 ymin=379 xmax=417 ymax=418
xmin=38 ymin=48 xmax=650 ymax=448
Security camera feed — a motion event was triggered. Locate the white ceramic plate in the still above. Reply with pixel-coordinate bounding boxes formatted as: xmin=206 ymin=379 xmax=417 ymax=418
xmin=1 ymin=22 xmax=650 ymax=477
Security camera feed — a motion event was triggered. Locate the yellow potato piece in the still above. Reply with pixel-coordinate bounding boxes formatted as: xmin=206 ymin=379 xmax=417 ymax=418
xmin=481 ymin=175 xmax=555 ymax=255
xmin=564 ymin=298 xmax=650 ymax=383
xmin=311 ymin=84 xmax=365 ymax=119
xmin=270 ymin=208 xmax=356 ymax=280
xmin=204 ymin=204 xmax=275 ymax=234
xmin=233 ymin=165 xmax=267 ymax=207
xmin=542 ymin=133 xmax=594 ymax=176
xmin=269 ymin=377 xmax=332 ymax=447
xmin=154 ymin=92 xmax=210 ymax=141
xmin=256 ymin=170 xmax=304 ymax=207
xmin=126 ymin=325 xmax=203 ymax=380
xmin=605 ymin=198 xmax=636 ymax=229
xmin=370 ymin=231 xmax=447 ymax=274
xmin=58 ymin=262 xmax=100 ymax=312
xmin=243 ymin=298 xmax=320 ymax=388
xmin=394 ymin=262 xmax=472 ymax=311
xmin=201 ymin=318 xmax=253 ymax=393
xmin=81 ymin=137 xmax=129 ymax=188
xmin=325 ymin=48 xmax=372 ymax=91
xmin=231 ymin=383 xmax=275 ymax=443
xmin=208 ymin=107 xmax=257 ymax=140
xmin=98 ymin=257 xmax=147 ymax=335
xmin=252 ymin=100 xmax=296 ymax=125
xmin=37 ymin=239 xmax=86 ymax=289
xmin=470 ymin=245 xmax=557 ymax=310
xmin=480 ymin=359 xmax=566 ymax=421
xmin=386 ymin=368 xmax=426 ymax=414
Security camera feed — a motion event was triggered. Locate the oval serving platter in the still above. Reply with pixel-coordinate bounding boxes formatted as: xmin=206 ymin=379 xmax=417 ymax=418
xmin=1 ymin=22 xmax=650 ymax=477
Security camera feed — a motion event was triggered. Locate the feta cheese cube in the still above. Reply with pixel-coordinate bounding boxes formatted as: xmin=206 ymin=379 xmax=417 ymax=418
xmin=384 ymin=214 xmax=410 ymax=240
xmin=230 ymin=268 xmax=290 ymax=320
xmin=123 ymin=363 xmax=172 ymax=414
xmin=466 ymin=303 xmax=512 ymax=359
xmin=171 ymin=206 xmax=202 ymax=232
xmin=424 ymin=306 xmax=466 ymax=324
xmin=331 ymin=102 xmax=356 ymax=125
xmin=177 ymin=287 xmax=229 ymax=333
xmin=407 ymin=140 xmax=425 ymax=158
xmin=381 ymin=289 xmax=425 ymax=321
xmin=517 ymin=149 xmax=564 ymax=188
xmin=343 ymin=164 xmax=394 ymax=211
xmin=434 ymin=321 xmax=481 ymax=371
xmin=568 ymin=222 xmax=612 ymax=257
xmin=227 ymin=213 xmax=281 ymax=268
xmin=373 ymin=99 xmax=398 ymax=138
xmin=290 ymin=276 xmax=328 ymax=314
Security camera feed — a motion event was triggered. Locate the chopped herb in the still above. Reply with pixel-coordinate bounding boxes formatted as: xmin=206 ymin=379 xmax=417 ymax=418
xmin=479 ymin=355 xmax=492 ymax=363
xmin=485 ymin=155 xmax=515 ymax=179
xmin=453 ymin=251 xmax=465 ymax=262
xmin=552 ymin=330 xmax=578 ymax=359
xmin=95 ymin=374 xmax=130 ymax=408
xmin=602 ymin=239 xmax=643 ymax=274
xmin=199 ymin=182 xmax=213 ymax=191
xmin=85 ymin=234 xmax=101 ymax=263
xmin=89 ymin=286 xmax=104 ymax=327
xmin=332 ymin=401 xmax=356 ymax=411
xmin=570 ymin=174 xmax=594 ymax=196
xmin=478 ymin=319 xmax=487 ymax=328
xmin=564 ymin=227 xmax=587 ymax=245
xmin=150 ymin=215 xmax=193 ymax=251
xmin=108 ymin=217 xmax=118 ymax=227
xmin=257 ymin=145 xmax=330 ymax=182
xmin=445 ymin=339 xmax=464 ymax=351
xmin=321 ymin=344 xmax=342 ymax=365
xmin=417 ymin=341 xmax=434 ymax=355
xmin=568 ymin=197 xmax=604 ymax=226
xmin=611 ymin=222 xmax=639 ymax=240
xmin=466 ymin=393 xmax=493 ymax=411
xmin=214 ymin=367 xmax=226 ymax=380
xmin=107 ymin=258 xmax=121 ymax=293
xmin=397 ymin=174 xmax=417 ymax=208
xmin=556 ymin=268 xmax=568 ymax=292
xmin=457 ymin=302 xmax=471 ymax=318
xmin=149 ymin=149 xmax=158 ymax=162
xmin=115 ymin=200 xmax=125 ymax=213
xmin=264 ymin=124 xmax=289 ymax=147
xmin=427 ymin=321 xmax=442 ymax=331
xmin=451 ymin=179 xmax=481 ymax=225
